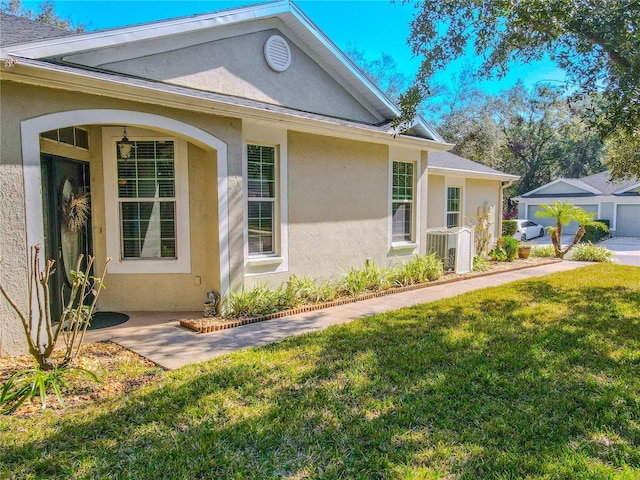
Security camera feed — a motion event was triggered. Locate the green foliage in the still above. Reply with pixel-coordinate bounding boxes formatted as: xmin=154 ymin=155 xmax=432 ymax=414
xmin=1 ymin=366 xmax=99 ymax=414
xmin=502 ymin=220 xmax=518 ymax=237
xmin=405 ymin=0 xmax=639 ymax=179
xmin=488 ymin=246 xmax=507 ymax=262
xmin=224 ymin=283 xmax=296 ymax=318
xmin=502 ymin=237 xmax=519 ymax=261
xmin=390 ymin=253 xmax=444 ymax=286
xmin=2 ymin=265 xmax=638 ymax=477
xmin=581 ymin=219 xmax=611 ymax=243
xmin=570 ymin=243 xmax=615 ymax=263
xmin=287 ymin=275 xmax=338 ymax=305
xmin=339 ymin=259 xmax=392 ymax=297
xmin=531 ymin=245 xmax=556 ymax=258
xmin=473 ymin=255 xmax=490 ymax=272
xmin=467 ymin=207 xmax=493 ymax=255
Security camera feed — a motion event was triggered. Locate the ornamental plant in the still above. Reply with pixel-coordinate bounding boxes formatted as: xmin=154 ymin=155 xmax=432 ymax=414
xmin=0 ymin=245 xmax=110 ymax=412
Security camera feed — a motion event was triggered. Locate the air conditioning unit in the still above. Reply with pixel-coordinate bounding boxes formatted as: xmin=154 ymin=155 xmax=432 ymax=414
xmin=426 ymin=227 xmax=474 ymax=274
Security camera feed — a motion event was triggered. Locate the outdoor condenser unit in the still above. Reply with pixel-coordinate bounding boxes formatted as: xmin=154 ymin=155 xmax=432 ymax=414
xmin=426 ymin=227 xmax=474 ymax=274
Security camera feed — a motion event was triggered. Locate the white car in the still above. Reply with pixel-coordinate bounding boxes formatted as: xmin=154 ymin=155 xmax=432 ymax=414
xmin=514 ymin=219 xmax=545 ymax=241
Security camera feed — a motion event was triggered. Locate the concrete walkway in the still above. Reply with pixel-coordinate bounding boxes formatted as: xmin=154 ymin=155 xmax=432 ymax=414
xmin=85 ymin=261 xmax=591 ymax=369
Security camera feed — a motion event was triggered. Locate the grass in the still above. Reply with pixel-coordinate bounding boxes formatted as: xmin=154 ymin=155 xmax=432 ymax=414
xmin=1 ymin=264 xmax=639 ymax=478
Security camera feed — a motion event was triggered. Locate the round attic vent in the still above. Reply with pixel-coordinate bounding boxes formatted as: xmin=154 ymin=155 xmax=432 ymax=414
xmin=264 ymin=35 xmax=291 ymax=72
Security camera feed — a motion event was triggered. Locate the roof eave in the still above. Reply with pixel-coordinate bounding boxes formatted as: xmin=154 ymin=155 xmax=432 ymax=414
xmin=427 ymin=165 xmax=519 ymax=181
xmin=1 ymin=60 xmax=450 ymax=151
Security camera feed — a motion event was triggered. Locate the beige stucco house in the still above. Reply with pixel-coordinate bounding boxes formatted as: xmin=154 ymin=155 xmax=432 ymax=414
xmin=0 ymin=1 xmax=517 ymax=356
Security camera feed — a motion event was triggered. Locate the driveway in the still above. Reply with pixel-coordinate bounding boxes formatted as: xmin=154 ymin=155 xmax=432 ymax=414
xmin=530 ymin=234 xmax=640 ymax=266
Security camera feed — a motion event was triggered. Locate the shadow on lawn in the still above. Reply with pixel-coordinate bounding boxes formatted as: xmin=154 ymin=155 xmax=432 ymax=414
xmin=2 ymin=269 xmax=639 ymax=478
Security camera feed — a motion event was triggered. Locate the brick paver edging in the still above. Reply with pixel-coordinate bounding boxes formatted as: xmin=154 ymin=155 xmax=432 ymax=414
xmin=180 ymin=258 xmax=563 ymax=333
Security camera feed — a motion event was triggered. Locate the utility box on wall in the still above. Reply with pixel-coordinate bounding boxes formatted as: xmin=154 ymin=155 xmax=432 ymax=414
xmin=426 ymin=227 xmax=474 ymax=274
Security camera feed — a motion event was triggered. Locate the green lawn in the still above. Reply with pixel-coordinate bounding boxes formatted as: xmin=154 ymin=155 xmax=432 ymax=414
xmin=1 ymin=264 xmax=639 ymax=479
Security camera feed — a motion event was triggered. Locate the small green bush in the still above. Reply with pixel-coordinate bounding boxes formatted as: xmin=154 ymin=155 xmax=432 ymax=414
xmin=503 ymin=237 xmax=519 ymax=261
xmin=488 ymin=246 xmax=507 ymax=261
xmin=225 ymin=283 xmax=296 ymax=317
xmin=581 ymin=219 xmax=610 ymax=243
xmin=473 ymin=255 xmax=490 ymax=271
xmin=570 ymin=243 xmax=614 ymax=262
xmin=531 ymin=245 xmax=555 ymax=258
xmin=288 ymin=275 xmax=338 ymax=304
xmin=339 ymin=259 xmax=391 ymax=297
xmin=390 ymin=253 xmax=443 ymax=286
xmin=502 ymin=220 xmax=518 ymax=237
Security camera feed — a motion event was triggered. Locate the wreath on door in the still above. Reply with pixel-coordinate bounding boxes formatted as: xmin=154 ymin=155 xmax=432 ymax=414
xmin=60 ymin=179 xmax=90 ymax=232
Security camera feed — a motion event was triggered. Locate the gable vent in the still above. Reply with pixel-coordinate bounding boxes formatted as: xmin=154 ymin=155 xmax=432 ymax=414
xmin=264 ymin=35 xmax=291 ymax=72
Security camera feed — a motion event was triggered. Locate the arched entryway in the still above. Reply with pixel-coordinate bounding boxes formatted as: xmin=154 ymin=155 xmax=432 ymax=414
xmin=21 ymin=110 xmax=230 ymax=311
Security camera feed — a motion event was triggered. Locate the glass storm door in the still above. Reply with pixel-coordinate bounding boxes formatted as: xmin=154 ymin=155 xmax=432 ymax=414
xmin=41 ymin=154 xmax=93 ymax=321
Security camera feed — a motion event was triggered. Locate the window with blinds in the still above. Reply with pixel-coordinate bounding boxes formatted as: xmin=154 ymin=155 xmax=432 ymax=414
xmin=446 ymin=186 xmax=461 ymax=228
xmin=117 ymin=140 xmax=176 ymax=259
xmin=247 ymin=144 xmax=276 ymax=255
xmin=392 ymin=161 xmax=414 ymax=242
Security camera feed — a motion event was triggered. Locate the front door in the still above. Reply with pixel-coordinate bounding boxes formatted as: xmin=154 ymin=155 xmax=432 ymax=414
xmin=41 ymin=154 xmax=93 ymax=321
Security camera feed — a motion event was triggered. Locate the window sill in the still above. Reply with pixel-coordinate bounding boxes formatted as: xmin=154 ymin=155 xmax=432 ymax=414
xmin=246 ymin=255 xmax=284 ymax=267
xmin=390 ymin=242 xmax=418 ymax=252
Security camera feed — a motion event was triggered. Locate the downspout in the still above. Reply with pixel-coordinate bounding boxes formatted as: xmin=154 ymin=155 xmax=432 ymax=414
xmin=499 ymin=180 xmax=514 ymax=240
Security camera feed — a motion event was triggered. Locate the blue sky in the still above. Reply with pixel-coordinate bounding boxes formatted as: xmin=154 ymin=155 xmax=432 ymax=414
xmin=20 ymin=0 xmax=567 ymax=96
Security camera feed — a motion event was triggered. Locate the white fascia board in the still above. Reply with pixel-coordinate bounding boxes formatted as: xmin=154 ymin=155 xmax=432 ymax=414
xmin=522 ymin=178 xmax=601 ymax=196
xmin=614 ymin=182 xmax=640 ymax=194
xmin=428 ymin=166 xmax=519 ymax=182
xmin=0 ymin=1 xmax=292 ymax=60
xmin=2 ymin=60 xmax=449 ymax=151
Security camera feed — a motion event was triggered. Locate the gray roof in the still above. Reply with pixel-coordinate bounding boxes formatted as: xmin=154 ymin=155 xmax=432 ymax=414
xmin=428 ymin=150 xmax=518 ymax=178
xmin=12 ymin=56 xmax=403 ymax=133
xmin=577 ymin=170 xmax=639 ymax=195
xmin=0 ymin=12 xmax=71 ymax=46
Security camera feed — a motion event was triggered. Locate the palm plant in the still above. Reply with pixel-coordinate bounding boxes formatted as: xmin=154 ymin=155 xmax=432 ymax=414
xmin=535 ymin=201 xmax=608 ymax=258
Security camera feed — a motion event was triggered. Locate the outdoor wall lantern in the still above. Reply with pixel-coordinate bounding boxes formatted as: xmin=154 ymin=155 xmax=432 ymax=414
xmin=117 ymin=126 xmax=134 ymax=160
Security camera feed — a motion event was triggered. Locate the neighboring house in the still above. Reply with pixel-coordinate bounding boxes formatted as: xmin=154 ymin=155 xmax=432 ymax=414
xmin=514 ymin=171 xmax=640 ymax=237
xmin=0 ymin=1 xmax=515 ymax=356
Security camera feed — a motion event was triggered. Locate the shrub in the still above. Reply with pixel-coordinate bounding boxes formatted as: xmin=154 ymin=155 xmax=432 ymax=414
xmin=531 ymin=245 xmax=555 ymax=258
xmin=339 ymin=259 xmax=391 ymax=297
xmin=570 ymin=243 xmax=614 ymax=262
xmin=503 ymin=237 xmax=519 ymax=261
xmin=581 ymin=219 xmax=610 ymax=243
xmin=225 ymin=283 xmax=296 ymax=318
xmin=473 ymin=255 xmax=490 ymax=271
xmin=390 ymin=253 xmax=443 ymax=286
xmin=288 ymin=275 xmax=338 ymax=304
xmin=502 ymin=220 xmax=517 ymax=237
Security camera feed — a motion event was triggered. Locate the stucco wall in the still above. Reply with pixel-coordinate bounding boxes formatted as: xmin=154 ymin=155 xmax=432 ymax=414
xmin=100 ymin=29 xmax=379 ymax=124
xmin=537 ymin=181 xmax=589 ymax=195
xmin=245 ymin=131 xmax=400 ymax=287
xmin=0 ymin=82 xmax=242 ymax=355
xmin=465 ymin=178 xmax=501 ymax=240
xmin=426 ymin=175 xmax=445 ymax=230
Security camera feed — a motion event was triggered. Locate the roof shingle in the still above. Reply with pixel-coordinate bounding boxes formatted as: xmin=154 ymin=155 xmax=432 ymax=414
xmin=0 ymin=12 xmax=70 ymax=47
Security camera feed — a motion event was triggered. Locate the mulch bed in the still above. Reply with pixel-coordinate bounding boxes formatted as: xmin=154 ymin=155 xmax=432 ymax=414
xmin=0 ymin=342 xmax=163 ymax=417
xmin=181 ymin=257 xmax=562 ymax=333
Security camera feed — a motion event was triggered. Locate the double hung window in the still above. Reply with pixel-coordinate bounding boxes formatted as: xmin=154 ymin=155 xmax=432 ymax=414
xmin=117 ymin=140 xmax=176 ymax=259
xmin=391 ymin=161 xmax=414 ymax=243
xmin=446 ymin=186 xmax=461 ymax=228
xmin=247 ymin=144 xmax=276 ymax=255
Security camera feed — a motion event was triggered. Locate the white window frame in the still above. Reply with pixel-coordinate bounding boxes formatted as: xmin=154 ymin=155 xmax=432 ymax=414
xmin=388 ymin=146 xmax=421 ymax=252
xmin=102 ymin=126 xmax=191 ymax=274
xmin=391 ymin=161 xmax=416 ymax=244
xmin=243 ymin=122 xmax=288 ymax=275
xmin=445 ymin=183 xmax=463 ymax=229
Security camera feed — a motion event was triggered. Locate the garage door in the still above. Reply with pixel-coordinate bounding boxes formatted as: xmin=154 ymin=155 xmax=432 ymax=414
xmin=527 ymin=204 xmax=599 ymax=235
xmin=616 ymin=205 xmax=640 ymax=237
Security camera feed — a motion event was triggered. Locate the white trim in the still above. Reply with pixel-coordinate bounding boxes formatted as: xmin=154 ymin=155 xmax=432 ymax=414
xmin=614 ymin=182 xmax=640 ymax=195
xmin=101 ymin=128 xmax=190 ymax=274
xmin=388 ymin=146 xmax=421 ymax=253
xmin=520 ymin=178 xmax=601 ymax=196
xmin=427 ymin=166 xmax=519 ymax=182
xmin=242 ymin=121 xmax=289 ymax=276
xmin=20 ymin=109 xmax=230 ymax=297
xmin=444 ymin=178 xmax=464 ymax=228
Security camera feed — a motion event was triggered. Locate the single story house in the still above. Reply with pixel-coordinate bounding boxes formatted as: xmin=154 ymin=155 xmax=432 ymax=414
xmin=0 ymin=1 xmax=516 ymax=356
xmin=514 ymin=171 xmax=640 ymax=237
